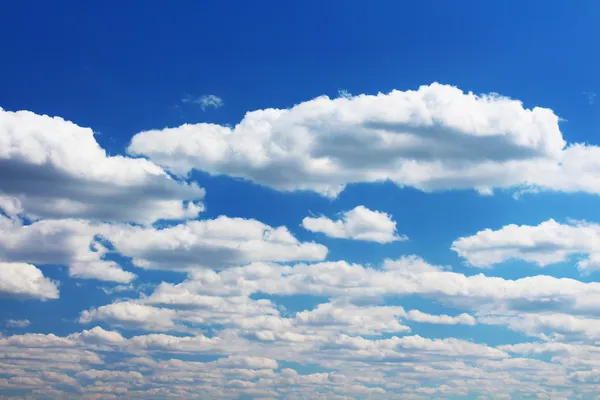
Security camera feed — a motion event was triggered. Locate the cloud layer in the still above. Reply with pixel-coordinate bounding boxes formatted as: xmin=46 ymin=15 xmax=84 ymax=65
xmin=2 ymin=84 xmax=600 ymax=399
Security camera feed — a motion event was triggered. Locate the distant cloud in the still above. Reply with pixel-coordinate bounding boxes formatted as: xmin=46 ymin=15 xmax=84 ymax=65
xmin=583 ymin=91 xmax=596 ymax=105
xmin=337 ymin=88 xmax=351 ymax=99
xmin=182 ymin=94 xmax=224 ymax=110
xmin=5 ymin=319 xmax=31 ymax=328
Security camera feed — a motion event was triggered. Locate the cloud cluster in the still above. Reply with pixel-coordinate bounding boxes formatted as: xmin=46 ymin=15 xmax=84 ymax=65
xmin=3 ymin=84 xmax=600 ymax=399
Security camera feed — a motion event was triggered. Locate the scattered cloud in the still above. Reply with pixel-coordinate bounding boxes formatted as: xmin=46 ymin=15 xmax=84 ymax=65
xmin=4 ymin=82 xmax=600 ymax=399
xmin=0 ymin=262 xmax=59 ymax=300
xmin=302 ymin=205 xmax=406 ymax=243
xmin=451 ymin=219 xmax=600 ymax=272
xmin=5 ymin=319 xmax=31 ymax=328
xmin=583 ymin=91 xmax=596 ymax=105
xmin=182 ymin=94 xmax=224 ymax=110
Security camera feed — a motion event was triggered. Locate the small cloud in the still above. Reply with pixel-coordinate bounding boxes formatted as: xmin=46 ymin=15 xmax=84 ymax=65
xmin=583 ymin=91 xmax=596 ymax=105
xmin=6 ymin=319 xmax=31 ymax=328
xmin=337 ymin=89 xmax=352 ymax=99
xmin=182 ymin=94 xmax=224 ymax=110
xmin=99 ymin=284 xmax=134 ymax=295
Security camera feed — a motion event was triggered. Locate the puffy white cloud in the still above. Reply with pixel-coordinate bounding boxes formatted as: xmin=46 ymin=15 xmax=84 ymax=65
xmin=0 ymin=216 xmax=326 ymax=282
xmin=104 ymin=215 xmax=327 ymax=271
xmin=159 ymin=256 xmax=600 ymax=317
xmin=295 ymin=302 xmax=410 ymax=335
xmin=0 ymin=262 xmax=58 ymax=300
xmin=406 ymin=310 xmax=476 ymax=325
xmin=125 ymin=83 xmax=600 ymax=199
xmin=451 ymin=219 xmax=600 ymax=271
xmin=480 ymin=313 xmax=600 ymax=342
xmin=79 ymin=302 xmax=179 ymax=331
xmin=0 ymin=107 xmax=205 ymax=225
xmin=0 ymin=218 xmax=134 ymax=283
xmin=302 ymin=206 xmax=406 ymax=243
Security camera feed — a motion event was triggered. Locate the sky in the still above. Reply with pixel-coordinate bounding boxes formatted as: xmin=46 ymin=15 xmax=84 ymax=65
xmin=1 ymin=1 xmax=600 ymax=399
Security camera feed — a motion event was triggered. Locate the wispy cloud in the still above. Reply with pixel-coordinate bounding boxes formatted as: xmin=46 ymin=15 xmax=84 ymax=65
xmin=182 ymin=94 xmax=224 ymax=110
xmin=5 ymin=319 xmax=31 ymax=328
xmin=337 ymin=88 xmax=351 ymax=99
xmin=583 ymin=91 xmax=596 ymax=105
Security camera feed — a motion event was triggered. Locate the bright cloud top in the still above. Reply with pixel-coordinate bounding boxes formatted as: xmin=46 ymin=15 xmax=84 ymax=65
xmin=302 ymin=205 xmax=406 ymax=243
xmin=0 ymin=262 xmax=58 ymax=300
xmin=123 ymin=82 xmax=600 ymax=199
xmin=452 ymin=219 xmax=600 ymax=271
xmin=0 ymin=107 xmax=205 ymax=225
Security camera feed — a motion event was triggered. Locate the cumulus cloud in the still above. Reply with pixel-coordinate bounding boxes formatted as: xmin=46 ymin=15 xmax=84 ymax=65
xmin=0 ymin=262 xmax=59 ymax=300
xmin=104 ymin=215 xmax=327 ymax=271
xmin=0 ymin=216 xmax=326 ymax=283
xmin=125 ymin=82 xmax=600 ymax=199
xmin=451 ymin=219 xmax=600 ymax=271
xmin=302 ymin=206 xmax=406 ymax=243
xmin=79 ymin=302 xmax=179 ymax=331
xmin=0 ymin=107 xmax=205 ymax=225
xmin=0 ymin=218 xmax=134 ymax=283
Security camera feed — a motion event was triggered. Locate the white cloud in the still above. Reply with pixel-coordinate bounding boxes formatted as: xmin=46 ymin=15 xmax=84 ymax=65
xmin=104 ymin=215 xmax=327 ymax=270
xmin=302 ymin=206 xmax=406 ymax=243
xmin=125 ymin=83 xmax=600 ymax=199
xmin=5 ymin=319 xmax=31 ymax=328
xmin=0 ymin=216 xmax=326 ymax=282
xmin=79 ymin=302 xmax=179 ymax=331
xmin=0 ymin=107 xmax=205 ymax=225
xmin=0 ymin=219 xmax=134 ymax=283
xmin=157 ymin=256 xmax=600 ymax=317
xmin=0 ymin=262 xmax=59 ymax=300
xmin=451 ymin=219 xmax=600 ymax=271
xmin=406 ymin=310 xmax=476 ymax=325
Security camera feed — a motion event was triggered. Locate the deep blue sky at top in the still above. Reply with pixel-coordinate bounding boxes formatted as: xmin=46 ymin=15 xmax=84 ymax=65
xmin=1 ymin=0 xmax=600 ymax=279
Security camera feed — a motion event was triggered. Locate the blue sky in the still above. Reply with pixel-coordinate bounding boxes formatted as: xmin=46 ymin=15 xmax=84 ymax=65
xmin=2 ymin=1 xmax=600 ymax=399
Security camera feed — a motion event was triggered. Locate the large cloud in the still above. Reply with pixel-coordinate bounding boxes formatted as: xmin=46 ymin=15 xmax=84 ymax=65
xmin=301 ymin=205 xmax=406 ymax=243
xmin=0 ymin=216 xmax=327 ymax=283
xmin=0 ymin=218 xmax=134 ymax=283
xmin=0 ymin=107 xmax=205 ymax=225
xmin=0 ymin=262 xmax=59 ymax=300
xmin=104 ymin=216 xmax=327 ymax=270
xmin=125 ymin=83 xmax=600 ymax=198
xmin=451 ymin=219 xmax=600 ymax=271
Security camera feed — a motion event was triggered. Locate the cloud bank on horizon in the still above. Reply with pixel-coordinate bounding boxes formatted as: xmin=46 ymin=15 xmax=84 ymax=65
xmin=1 ymin=79 xmax=600 ymax=400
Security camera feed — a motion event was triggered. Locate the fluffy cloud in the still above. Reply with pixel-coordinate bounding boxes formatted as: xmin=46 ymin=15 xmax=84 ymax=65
xmin=301 ymin=206 xmax=406 ymax=243
xmin=0 ymin=107 xmax=205 ymax=225
xmin=451 ymin=219 xmax=600 ymax=271
xmin=79 ymin=302 xmax=179 ymax=331
xmin=155 ymin=256 xmax=600 ymax=317
xmin=0 ymin=262 xmax=58 ymax=300
xmin=125 ymin=83 xmax=600 ymax=199
xmin=104 ymin=216 xmax=327 ymax=271
xmin=0 ymin=218 xmax=134 ymax=283
xmin=0 ymin=216 xmax=326 ymax=283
